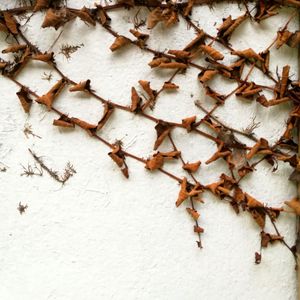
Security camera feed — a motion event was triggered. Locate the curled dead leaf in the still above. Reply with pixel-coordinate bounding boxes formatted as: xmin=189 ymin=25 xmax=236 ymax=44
xmin=284 ymin=198 xmax=300 ymax=215
xmin=108 ymin=145 xmax=129 ymax=178
xmin=53 ymin=115 xmax=75 ymax=128
xmin=69 ymin=80 xmax=91 ymax=92
xmin=16 ymin=87 xmax=32 ymax=113
xmin=182 ymin=161 xmax=201 ymax=173
xmin=186 ymin=207 xmax=200 ymax=220
xmin=182 ymin=116 xmax=196 ymax=132
xmin=110 ymin=36 xmax=131 ymax=52
xmin=36 ymin=79 xmax=66 ymax=110
xmin=2 ymin=44 xmax=27 ymax=53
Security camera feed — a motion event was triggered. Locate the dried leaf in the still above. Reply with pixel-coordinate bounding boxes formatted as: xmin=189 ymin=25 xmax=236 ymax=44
xmin=72 ymin=7 xmax=96 ymax=26
xmin=3 ymin=12 xmax=18 ymax=34
xmin=163 ymin=82 xmax=179 ymax=90
xmin=33 ymin=0 xmax=50 ymax=12
xmin=97 ymin=103 xmax=114 ymax=130
xmin=147 ymin=7 xmax=162 ymax=29
xmin=198 ymin=69 xmax=218 ymax=83
xmin=245 ymin=193 xmax=264 ymax=208
xmin=284 ymin=198 xmax=300 ymax=215
xmin=280 ymin=65 xmax=290 ymax=98
xmin=186 ymin=207 xmax=200 ymax=220
xmin=108 ymin=145 xmax=129 ymax=178
xmin=69 ymin=80 xmax=91 ymax=92
xmin=145 ymin=153 xmax=164 ymax=170
xmin=194 ymin=225 xmax=204 ymax=233
xmin=110 ymin=36 xmax=131 ymax=52
xmin=31 ymin=52 xmax=54 ymax=62
xmin=139 ymin=80 xmax=155 ymax=100
xmin=148 ymin=56 xmax=170 ymax=68
xmin=176 ymin=177 xmax=202 ymax=207
xmin=182 ymin=161 xmax=201 ymax=173
xmin=182 ymin=116 xmax=196 ymax=132
xmin=158 ymin=62 xmax=187 ymax=69
xmin=42 ymin=8 xmax=75 ymax=30
xmin=261 ymin=231 xmax=283 ymax=247
xmin=231 ymin=48 xmax=264 ymax=62
xmin=2 ymin=44 xmax=27 ymax=53
xmin=168 ymin=49 xmax=191 ymax=59
xmin=53 ymin=115 xmax=75 ymax=128
xmin=154 ymin=120 xmax=171 ymax=150
xmin=16 ymin=87 xmax=32 ymax=113
xmin=71 ymin=117 xmax=97 ymax=133
xmin=36 ymin=79 xmax=66 ymax=109
xmin=130 ymin=87 xmax=142 ymax=112
xmin=200 ymin=45 xmax=224 ymax=60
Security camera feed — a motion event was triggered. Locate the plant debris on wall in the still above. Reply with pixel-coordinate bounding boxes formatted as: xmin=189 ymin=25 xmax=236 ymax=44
xmin=0 ymin=0 xmax=299 ymax=266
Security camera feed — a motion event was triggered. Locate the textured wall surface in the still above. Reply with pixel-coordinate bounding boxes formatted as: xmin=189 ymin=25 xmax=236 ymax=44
xmin=0 ymin=1 xmax=299 ymax=299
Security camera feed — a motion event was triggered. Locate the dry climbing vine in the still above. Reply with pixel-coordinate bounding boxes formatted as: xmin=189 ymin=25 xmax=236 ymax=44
xmin=0 ymin=0 xmax=300 ymax=265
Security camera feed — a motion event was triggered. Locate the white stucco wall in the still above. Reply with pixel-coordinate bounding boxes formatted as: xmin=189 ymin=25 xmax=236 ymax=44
xmin=0 ymin=1 xmax=299 ymax=299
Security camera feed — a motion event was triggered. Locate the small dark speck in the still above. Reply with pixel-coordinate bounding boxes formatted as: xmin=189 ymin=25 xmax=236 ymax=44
xmin=18 ymin=202 xmax=28 ymax=215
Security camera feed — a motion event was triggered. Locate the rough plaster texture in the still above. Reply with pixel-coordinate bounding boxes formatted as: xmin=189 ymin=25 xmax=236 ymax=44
xmin=0 ymin=1 xmax=299 ymax=299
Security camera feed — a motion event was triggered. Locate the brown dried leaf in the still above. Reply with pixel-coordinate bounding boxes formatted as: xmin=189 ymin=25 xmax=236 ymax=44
xmin=198 ymin=69 xmax=218 ymax=83
xmin=182 ymin=161 xmax=201 ymax=173
xmin=145 ymin=153 xmax=164 ymax=170
xmin=168 ymin=50 xmax=191 ymax=59
xmin=261 ymin=231 xmax=283 ymax=247
xmin=69 ymin=80 xmax=91 ymax=92
xmin=108 ymin=145 xmax=129 ymax=178
xmin=139 ymin=80 xmax=155 ymax=100
xmin=147 ymin=7 xmax=162 ymax=29
xmin=276 ymin=30 xmax=293 ymax=49
xmin=154 ymin=121 xmax=171 ymax=150
xmin=186 ymin=207 xmax=200 ymax=220
xmin=284 ymin=198 xmax=300 ymax=215
xmin=280 ymin=65 xmax=290 ymax=98
xmin=183 ymin=0 xmax=195 ymax=16
xmin=182 ymin=116 xmax=196 ymax=132
xmin=200 ymin=45 xmax=224 ymax=60
xmin=2 ymin=44 xmax=27 ymax=53
xmin=16 ymin=87 xmax=32 ymax=113
xmin=71 ymin=117 xmax=97 ymax=132
xmin=130 ymin=87 xmax=142 ymax=112
xmin=72 ymin=7 xmax=96 ymax=26
xmin=158 ymin=62 xmax=187 ymax=69
xmin=251 ymin=209 xmax=266 ymax=229
xmin=97 ymin=103 xmax=114 ymax=130
xmin=36 ymin=79 xmax=66 ymax=109
xmin=3 ymin=12 xmax=18 ymax=34
xmin=245 ymin=193 xmax=264 ymax=208
xmin=42 ymin=8 xmax=75 ymax=30
xmin=145 ymin=150 xmax=180 ymax=171
xmin=110 ymin=36 xmax=131 ymax=52
xmin=33 ymin=0 xmax=50 ymax=11
xmin=231 ymin=48 xmax=264 ymax=62
xmin=53 ymin=115 xmax=75 ymax=128
xmin=148 ymin=57 xmax=170 ymax=68
xmin=163 ymin=82 xmax=179 ymax=90
xmin=31 ymin=52 xmax=54 ymax=62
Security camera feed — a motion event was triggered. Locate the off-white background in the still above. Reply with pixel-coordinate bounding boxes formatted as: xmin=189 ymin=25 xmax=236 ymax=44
xmin=0 ymin=1 xmax=299 ymax=299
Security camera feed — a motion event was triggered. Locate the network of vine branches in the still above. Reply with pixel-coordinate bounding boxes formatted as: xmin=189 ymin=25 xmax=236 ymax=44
xmin=0 ymin=0 xmax=300 ymax=265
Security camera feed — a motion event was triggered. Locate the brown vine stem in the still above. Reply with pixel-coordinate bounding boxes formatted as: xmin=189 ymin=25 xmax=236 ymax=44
xmin=6 ymin=73 xmax=184 ymax=185
xmin=264 ymin=208 xmax=297 ymax=263
xmin=168 ymin=132 xmax=203 ymax=247
xmin=195 ymin=101 xmax=257 ymax=142
xmin=16 ymin=28 xmax=222 ymax=144
xmin=182 ymin=14 xmax=279 ymax=85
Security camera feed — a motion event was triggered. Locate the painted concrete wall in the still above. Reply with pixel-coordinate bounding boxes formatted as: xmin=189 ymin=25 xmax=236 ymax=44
xmin=0 ymin=1 xmax=298 ymax=299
